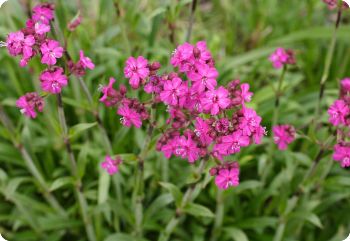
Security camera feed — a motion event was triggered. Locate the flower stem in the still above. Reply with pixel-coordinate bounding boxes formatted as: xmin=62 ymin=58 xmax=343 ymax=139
xmin=262 ymin=66 xmax=287 ymax=181
xmin=158 ymin=158 xmax=207 ymax=241
xmin=0 ymin=105 xmax=65 ymax=216
xmin=315 ymin=9 xmax=342 ymax=122
xmin=186 ymin=0 xmax=198 ymax=42
xmin=56 ymin=93 xmax=96 ymax=241
xmin=133 ymin=106 xmax=156 ymax=238
xmin=210 ymin=189 xmax=224 ymax=241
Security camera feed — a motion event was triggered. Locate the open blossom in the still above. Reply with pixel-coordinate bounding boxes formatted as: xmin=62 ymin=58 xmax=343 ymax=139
xmin=99 ymin=78 xmax=126 ymax=107
xmin=273 ymin=125 xmax=296 ymax=150
xmin=175 ymin=135 xmax=200 ymax=163
xmin=240 ymin=83 xmax=253 ymax=104
xmin=40 ymin=67 xmax=68 ymax=94
xmin=16 ymin=92 xmax=44 ymax=119
xmin=34 ymin=22 xmax=51 ymax=35
xmin=160 ymin=77 xmax=187 ymax=106
xmin=171 ymin=42 xmax=194 ymax=72
xmin=340 ymin=78 xmax=350 ymax=98
xmin=328 ymin=99 xmax=349 ymax=126
xmin=202 ymin=87 xmax=230 ymax=115
xmin=269 ymin=48 xmax=295 ymax=69
xmin=101 ymin=155 xmax=122 ymax=175
xmin=211 ymin=162 xmax=240 ymax=190
xmin=117 ymin=105 xmax=142 ymax=128
xmin=188 ymin=63 xmax=218 ymax=93
xmin=333 ymin=143 xmax=350 ymax=168
xmin=32 ymin=4 xmax=54 ymax=24
xmin=79 ymin=50 xmax=95 ymax=70
xmin=193 ymin=41 xmax=212 ymax=64
xmin=239 ymin=108 xmax=262 ymax=136
xmin=40 ymin=39 xmax=64 ymax=65
xmin=6 ymin=31 xmax=35 ymax=62
xmin=124 ymin=56 xmax=150 ymax=89
xmin=214 ymin=131 xmax=250 ymax=157
xmin=194 ymin=117 xmax=213 ymax=146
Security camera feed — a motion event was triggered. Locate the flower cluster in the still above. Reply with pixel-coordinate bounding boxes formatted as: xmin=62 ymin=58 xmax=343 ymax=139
xmin=328 ymin=78 xmax=350 ymax=168
xmin=2 ymin=3 xmax=94 ymax=119
xmin=100 ymin=41 xmax=266 ymax=189
xmin=269 ymin=48 xmax=296 ymax=69
xmin=272 ymin=125 xmax=296 ymax=150
xmin=101 ymin=155 xmax=122 ymax=175
xmin=323 ymin=0 xmax=349 ymax=10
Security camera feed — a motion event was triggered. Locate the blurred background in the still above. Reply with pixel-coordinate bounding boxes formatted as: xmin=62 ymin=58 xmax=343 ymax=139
xmin=1 ymin=0 xmax=350 ymax=240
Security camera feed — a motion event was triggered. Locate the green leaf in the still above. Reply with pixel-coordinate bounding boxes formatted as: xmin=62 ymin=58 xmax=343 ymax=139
xmin=183 ymin=203 xmax=214 ymax=218
xmin=49 ymin=177 xmax=74 ymax=192
xmin=224 ymin=227 xmax=249 ymax=241
xmin=159 ymin=182 xmax=183 ymax=207
xmin=104 ymin=233 xmax=149 ymax=241
xmin=290 ymin=212 xmax=323 ymax=228
xmin=69 ymin=122 xmax=97 ymax=139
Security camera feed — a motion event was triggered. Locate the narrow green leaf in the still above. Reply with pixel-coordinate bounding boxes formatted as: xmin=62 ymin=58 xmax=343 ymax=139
xmin=69 ymin=122 xmax=97 ymax=139
xmin=183 ymin=203 xmax=214 ymax=218
xmin=224 ymin=227 xmax=249 ymax=241
xmin=49 ymin=177 xmax=74 ymax=191
xmin=159 ymin=182 xmax=183 ymax=207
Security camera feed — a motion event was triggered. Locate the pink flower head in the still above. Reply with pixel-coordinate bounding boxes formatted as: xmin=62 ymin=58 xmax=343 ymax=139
xmin=170 ymin=42 xmax=194 ymax=72
xmin=188 ymin=63 xmax=218 ymax=93
xmin=340 ymin=78 xmax=350 ymax=97
xmin=124 ymin=56 xmax=150 ymax=89
xmin=328 ymin=99 xmax=349 ymax=126
xmin=117 ymin=105 xmax=142 ymax=128
xmin=16 ymin=92 xmax=44 ymax=119
xmin=239 ymin=108 xmax=262 ymax=136
xmin=194 ymin=117 xmax=213 ymax=146
xmin=269 ymin=48 xmax=289 ymax=69
xmin=193 ymin=41 xmax=212 ymax=64
xmin=101 ymin=155 xmax=122 ymax=175
xmin=214 ymin=131 xmax=250 ymax=156
xmin=202 ymin=87 xmax=230 ymax=115
xmin=32 ymin=4 xmax=54 ymax=25
xmin=144 ymin=76 xmax=163 ymax=94
xmin=272 ymin=125 xmax=296 ymax=150
xmin=6 ymin=31 xmax=35 ymax=61
xmin=40 ymin=67 xmax=68 ymax=94
xmin=99 ymin=78 xmax=126 ymax=107
xmin=323 ymin=0 xmax=349 ymax=10
xmin=214 ymin=162 xmax=240 ymax=190
xmin=175 ymin=135 xmax=200 ymax=163
xmin=40 ymin=39 xmax=64 ymax=65
xmin=333 ymin=143 xmax=350 ymax=168
xmin=79 ymin=50 xmax=95 ymax=70
xmin=160 ymin=77 xmax=187 ymax=106
xmin=34 ymin=22 xmax=51 ymax=35
xmin=68 ymin=14 xmax=82 ymax=31
xmin=240 ymin=83 xmax=253 ymax=104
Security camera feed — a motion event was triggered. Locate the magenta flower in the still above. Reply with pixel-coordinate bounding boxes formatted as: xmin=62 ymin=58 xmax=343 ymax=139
xmin=202 ymin=87 xmax=230 ymax=115
xmin=239 ymin=108 xmax=262 ymax=136
xmin=328 ymin=100 xmax=349 ymax=126
xmin=214 ymin=162 xmax=240 ymax=190
xmin=40 ymin=39 xmax=64 ymax=65
xmin=40 ymin=68 xmax=68 ymax=94
xmin=101 ymin=155 xmax=122 ymax=175
xmin=117 ymin=105 xmax=142 ymax=128
xmin=160 ymin=77 xmax=187 ymax=106
xmin=6 ymin=31 xmax=35 ymax=58
xmin=193 ymin=41 xmax=212 ymax=64
xmin=240 ymin=83 xmax=253 ymax=104
xmin=194 ymin=117 xmax=213 ymax=146
xmin=340 ymin=78 xmax=350 ymax=98
xmin=333 ymin=143 xmax=350 ymax=168
xmin=170 ymin=42 xmax=194 ymax=72
xmin=269 ymin=48 xmax=289 ymax=69
xmin=16 ymin=92 xmax=44 ymax=119
xmin=34 ymin=22 xmax=51 ymax=35
xmin=272 ymin=125 xmax=296 ymax=150
xmin=124 ymin=56 xmax=150 ymax=89
xmin=99 ymin=78 xmax=124 ymax=107
xmin=175 ymin=135 xmax=200 ymax=163
xmin=79 ymin=50 xmax=95 ymax=70
xmin=188 ymin=63 xmax=218 ymax=93
xmin=32 ymin=4 xmax=54 ymax=24
xmin=215 ymin=131 xmax=250 ymax=156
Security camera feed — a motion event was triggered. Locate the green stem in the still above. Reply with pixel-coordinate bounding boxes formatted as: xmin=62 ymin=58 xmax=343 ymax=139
xmin=186 ymin=0 xmax=198 ymax=42
xmin=210 ymin=190 xmax=224 ymax=241
xmin=158 ymin=158 xmax=207 ymax=241
xmin=0 ymin=105 xmax=65 ymax=216
xmin=56 ymin=94 xmax=96 ymax=241
xmin=262 ymin=66 xmax=287 ymax=181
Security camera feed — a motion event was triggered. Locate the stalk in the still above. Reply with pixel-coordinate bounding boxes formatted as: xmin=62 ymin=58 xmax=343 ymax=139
xmin=262 ymin=66 xmax=287 ymax=181
xmin=0 ymin=105 xmax=65 ymax=215
xmin=133 ymin=105 xmax=156 ymax=237
xmin=56 ymin=93 xmax=96 ymax=241
xmin=210 ymin=190 xmax=224 ymax=241
xmin=158 ymin=158 xmax=207 ymax=241
xmin=185 ymin=0 xmax=198 ymax=42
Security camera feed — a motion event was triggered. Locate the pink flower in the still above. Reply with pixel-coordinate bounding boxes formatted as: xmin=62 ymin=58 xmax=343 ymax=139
xmin=193 ymin=41 xmax=212 ymax=64
xmin=40 ymin=67 xmax=68 ymax=94
xmin=333 ymin=143 xmax=350 ymax=168
xmin=272 ymin=125 xmax=296 ymax=150
xmin=239 ymin=108 xmax=262 ymax=136
xmin=32 ymin=4 xmax=54 ymax=24
xmin=188 ymin=63 xmax=218 ymax=93
xmin=6 ymin=31 xmax=35 ymax=59
xmin=79 ymin=50 xmax=95 ymax=70
xmin=99 ymin=78 xmax=126 ymax=107
xmin=323 ymin=0 xmax=349 ymax=9
xmin=328 ymin=100 xmax=349 ymax=126
xmin=194 ymin=117 xmax=213 ymax=146
xmin=340 ymin=78 xmax=350 ymax=97
xmin=240 ymin=83 xmax=253 ymax=104
xmin=101 ymin=155 xmax=122 ymax=175
xmin=68 ymin=14 xmax=82 ymax=31
xmin=160 ymin=77 xmax=187 ymax=106
xmin=269 ymin=48 xmax=289 ymax=69
xmin=34 ymin=22 xmax=51 ymax=35
xmin=144 ymin=76 xmax=163 ymax=94
xmin=175 ymin=135 xmax=200 ymax=163
xmin=117 ymin=105 xmax=142 ymax=128
xmin=170 ymin=42 xmax=194 ymax=72
xmin=40 ymin=39 xmax=64 ymax=65
xmin=215 ymin=131 xmax=250 ymax=156
xmin=16 ymin=92 xmax=44 ymax=119
xmin=202 ymin=87 xmax=230 ymax=115
xmin=214 ymin=163 xmax=240 ymax=190
xmin=124 ymin=56 xmax=150 ymax=89
xmin=252 ymin=125 xmax=267 ymax=144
